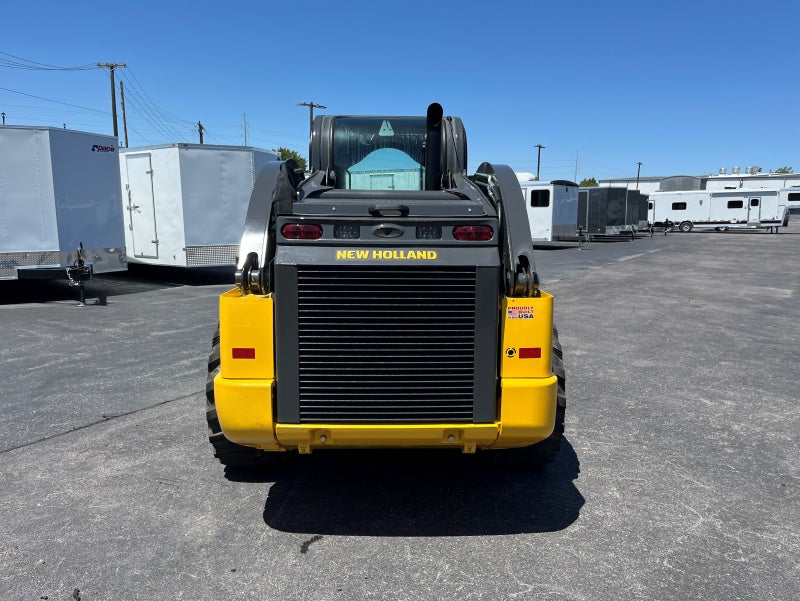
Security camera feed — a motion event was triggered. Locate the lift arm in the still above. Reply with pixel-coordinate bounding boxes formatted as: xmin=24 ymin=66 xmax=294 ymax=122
xmin=235 ymin=159 xmax=303 ymax=294
xmin=474 ymin=162 xmax=540 ymax=297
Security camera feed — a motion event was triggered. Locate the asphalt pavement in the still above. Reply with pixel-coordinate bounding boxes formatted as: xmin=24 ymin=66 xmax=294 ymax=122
xmin=1 ymin=226 xmax=798 ymax=600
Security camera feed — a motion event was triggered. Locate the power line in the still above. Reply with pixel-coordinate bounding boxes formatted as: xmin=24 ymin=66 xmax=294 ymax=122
xmin=120 ymin=87 xmax=184 ymax=139
xmin=208 ymin=122 xmax=306 ymax=143
xmin=113 ymin=74 xmax=182 ymax=141
xmin=112 ymin=72 xmax=186 ymax=141
xmin=124 ymin=99 xmax=182 ymax=141
xmin=0 ymin=55 xmax=186 ymax=145
xmin=0 ymin=50 xmax=96 ymax=71
xmin=125 ymin=67 xmax=195 ymax=128
xmin=0 ymin=102 xmax=107 ymax=116
xmin=0 ymin=86 xmax=107 ymax=114
xmin=116 ymin=69 xmax=190 ymax=141
xmin=200 ymin=122 xmax=306 ymax=147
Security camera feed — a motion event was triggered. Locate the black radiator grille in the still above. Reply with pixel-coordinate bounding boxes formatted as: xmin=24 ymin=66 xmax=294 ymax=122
xmin=296 ymin=266 xmax=478 ymax=423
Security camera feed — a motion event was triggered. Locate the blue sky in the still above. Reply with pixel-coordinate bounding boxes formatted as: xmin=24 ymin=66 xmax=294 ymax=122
xmin=1 ymin=0 xmax=797 ymax=182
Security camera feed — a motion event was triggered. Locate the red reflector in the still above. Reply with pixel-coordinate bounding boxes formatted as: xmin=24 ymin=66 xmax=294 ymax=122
xmin=453 ymin=225 xmax=493 ymax=241
xmin=519 ymin=347 xmax=542 ymax=359
xmin=281 ymin=223 xmax=323 ymax=239
xmin=232 ymin=347 xmax=256 ymax=359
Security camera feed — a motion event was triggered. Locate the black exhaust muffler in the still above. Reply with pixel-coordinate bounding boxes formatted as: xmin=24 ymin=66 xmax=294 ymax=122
xmin=424 ymin=103 xmax=443 ymax=191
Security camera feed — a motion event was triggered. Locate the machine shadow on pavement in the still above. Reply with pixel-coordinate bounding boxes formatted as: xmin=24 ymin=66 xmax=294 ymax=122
xmin=237 ymin=440 xmax=583 ymax=536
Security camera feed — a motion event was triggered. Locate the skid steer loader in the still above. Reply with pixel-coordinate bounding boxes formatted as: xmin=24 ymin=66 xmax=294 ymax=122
xmin=205 ymin=103 xmax=566 ymax=468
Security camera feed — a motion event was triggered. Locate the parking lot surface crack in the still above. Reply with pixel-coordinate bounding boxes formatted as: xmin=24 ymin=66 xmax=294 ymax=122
xmin=0 ymin=390 xmax=201 ymax=455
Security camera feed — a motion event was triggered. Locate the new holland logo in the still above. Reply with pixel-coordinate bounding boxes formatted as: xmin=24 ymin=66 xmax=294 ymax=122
xmin=92 ymin=144 xmax=115 ymax=153
xmin=336 ymin=249 xmax=438 ymax=260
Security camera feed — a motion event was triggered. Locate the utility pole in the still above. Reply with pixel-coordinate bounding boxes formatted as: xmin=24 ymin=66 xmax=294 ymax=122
xmin=119 ymin=81 xmax=129 ymax=148
xmin=243 ymin=112 xmax=247 ymax=146
xmin=97 ymin=62 xmax=127 ymax=138
xmin=297 ymin=101 xmax=326 ymax=136
xmin=636 ymin=161 xmax=643 ymax=190
xmin=197 ymin=121 xmax=205 ymax=144
xmin=574 ymin=148 xmax=579 ymax=183
xmin=535 ymin=144 xmax=545 ymax=181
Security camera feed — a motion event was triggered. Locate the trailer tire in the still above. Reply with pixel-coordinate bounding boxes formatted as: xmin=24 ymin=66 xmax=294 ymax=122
xmin=205 ymin=329 xmax=282 ymax=469
xmin=490 ymin=328 xmax=566 ymax=468
xmin=679 ymin=221 xmax=693 ymax=232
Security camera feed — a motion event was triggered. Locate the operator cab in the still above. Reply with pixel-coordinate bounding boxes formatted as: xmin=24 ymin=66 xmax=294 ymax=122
xmin=307 ymin=103 xmax=469 ymax=194
xmin=330 ymin=117 xmax=428 ymax=191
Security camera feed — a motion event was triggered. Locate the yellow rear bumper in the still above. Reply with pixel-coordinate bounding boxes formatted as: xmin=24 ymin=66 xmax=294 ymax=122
xmin=214 ymin=287 xmax=557 ymax=454
xmin=214 ymin=374 xmax=557 ymax=453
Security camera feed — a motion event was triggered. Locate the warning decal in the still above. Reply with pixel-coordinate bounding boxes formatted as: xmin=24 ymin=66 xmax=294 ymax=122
xmin=378 ymin=120 xmax=394 ymax=136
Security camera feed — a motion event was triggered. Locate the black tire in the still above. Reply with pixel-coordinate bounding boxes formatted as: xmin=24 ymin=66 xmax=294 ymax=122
xmin=205 ymin=328 xmax=280 ymax=468
xmin=679 ymin=221 xmax=693 ymax=233
xmin=490 ymin=327 xmax=566 ymax=468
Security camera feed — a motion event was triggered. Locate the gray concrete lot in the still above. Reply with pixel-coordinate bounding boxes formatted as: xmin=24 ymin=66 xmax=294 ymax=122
xmin=1 ymin=226 xmax=798 ymax=600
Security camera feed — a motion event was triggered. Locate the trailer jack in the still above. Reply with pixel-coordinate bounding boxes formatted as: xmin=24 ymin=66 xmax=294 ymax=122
xmin=66 ymin=243 xmax=93 ymax=307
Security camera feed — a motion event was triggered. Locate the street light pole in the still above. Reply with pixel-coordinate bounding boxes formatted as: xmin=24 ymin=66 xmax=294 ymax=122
xmin=636 ymin=161 xmax=643 ymax=190
xmin=535 ymin=144 xmax=545 ymax=180
xmin=297 ymin=101 xmax=327 ymax=136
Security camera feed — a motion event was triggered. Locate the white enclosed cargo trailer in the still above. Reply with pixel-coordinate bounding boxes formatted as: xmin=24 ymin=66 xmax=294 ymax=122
xmin=779 ymin=188 xmax=800 ymax=221
xmin=518 ymin=179 xmax=579 ymax=241
xmin=118 ymin=143 xmax=278 ymax=266
xmin=0 ymin=126 xmax=127 ymax=281
xmin=648 ymin=189 xmax=788 ymax=232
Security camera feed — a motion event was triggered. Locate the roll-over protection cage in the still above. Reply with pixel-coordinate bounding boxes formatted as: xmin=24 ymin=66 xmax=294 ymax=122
xmin=235 ymin=103 xmax=539 ymax=299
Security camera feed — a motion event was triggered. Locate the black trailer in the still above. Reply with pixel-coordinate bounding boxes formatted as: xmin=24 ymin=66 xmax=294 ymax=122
xmin=627 ymin=189 xmax=649 ymax=230
xmin=578 ymin=187 xmax=648 ymax=238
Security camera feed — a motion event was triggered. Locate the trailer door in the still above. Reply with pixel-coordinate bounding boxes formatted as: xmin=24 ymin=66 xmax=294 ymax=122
xmin=748 ymin=197 xmax=761 ymax=225
xmin=578 ymin=190 xmax=589 ymax=233
xmin=125 ymin=153 xmax=159 ymax=259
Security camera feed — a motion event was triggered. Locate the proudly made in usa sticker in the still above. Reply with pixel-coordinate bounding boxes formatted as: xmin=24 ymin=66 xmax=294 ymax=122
xmin=507 ymin=306 xmax=535 ymax=319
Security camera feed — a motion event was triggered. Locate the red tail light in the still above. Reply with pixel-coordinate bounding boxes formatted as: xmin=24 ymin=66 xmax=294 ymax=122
xmin=281 ymin=224 xmax=323 ymax=240
xmin=453 ymin=225 xmax=493 ymax=241
xmin=232 ymin=347 xmax=256 ymax=359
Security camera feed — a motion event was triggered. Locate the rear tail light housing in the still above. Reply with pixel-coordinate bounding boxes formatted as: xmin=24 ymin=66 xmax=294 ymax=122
xmin=232 ymin=347 xmax=256 ymax=359
xmin=281 ymin=223 xmax=323 ymax=240
xmin=453 ymin=225 xmax=493 ymax=241
xmin=518 ymin=347 xmax=542 ymax=359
